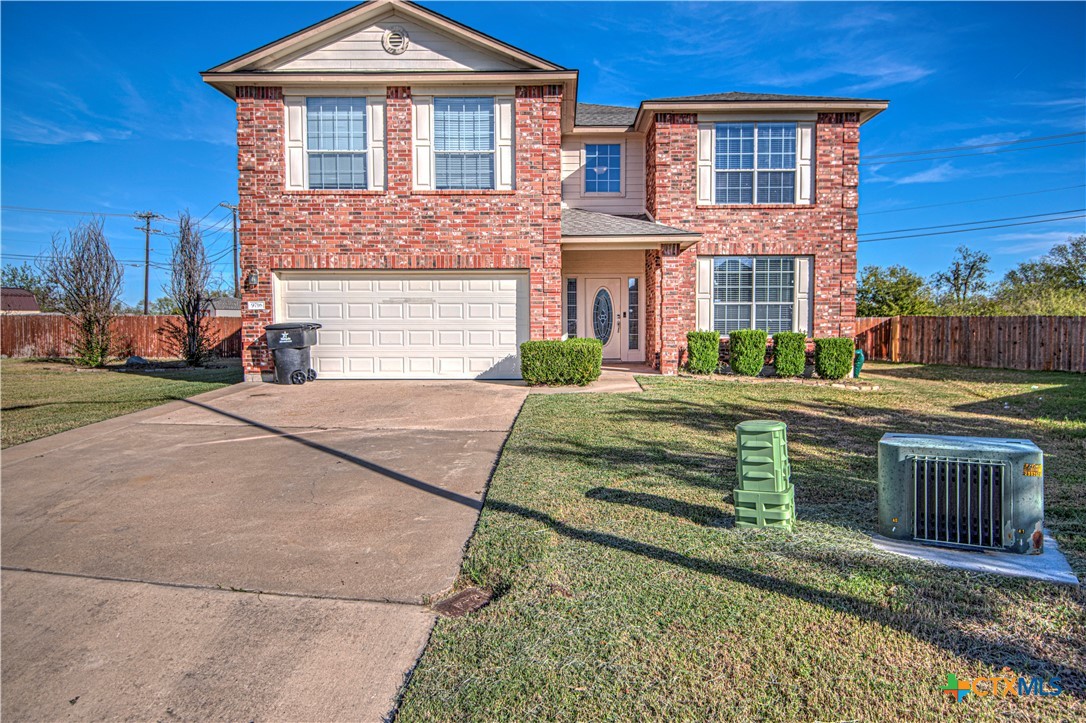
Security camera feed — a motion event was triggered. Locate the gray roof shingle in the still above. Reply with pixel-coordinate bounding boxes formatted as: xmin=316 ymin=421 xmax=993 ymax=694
xmin=646 ymin=91 xmax=886 ymax=103
xmin=562 ymin=208 xmax=698 ymax=237
xmin=575 ymin=103 xmax=637 ymax=127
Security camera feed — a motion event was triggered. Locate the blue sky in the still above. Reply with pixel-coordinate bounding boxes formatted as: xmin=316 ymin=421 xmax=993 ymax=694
xmin=2 ymin=1 xmax=1084 ymax=306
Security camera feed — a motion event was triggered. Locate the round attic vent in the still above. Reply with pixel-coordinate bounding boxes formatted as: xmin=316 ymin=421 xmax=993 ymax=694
xmin=382 ymin=26 xmax=410 ymax=55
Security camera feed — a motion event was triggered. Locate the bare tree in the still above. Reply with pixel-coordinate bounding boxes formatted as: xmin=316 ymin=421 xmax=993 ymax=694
xmin=44 ymin=218 xmax=124 ymax=366
xmin=931 ymin=245 xmax=991 ymax=308
xmin=167 ymin=212 xmax=212 ymax=364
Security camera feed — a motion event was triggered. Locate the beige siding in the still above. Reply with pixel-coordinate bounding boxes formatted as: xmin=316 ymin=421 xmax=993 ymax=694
xmin=562 ymin=250 xmax=645 ymax=274
xmin=274 ymin=11 xmax=526 ymax=72
xmin=561 ymin=134 xmax=645 ymax=215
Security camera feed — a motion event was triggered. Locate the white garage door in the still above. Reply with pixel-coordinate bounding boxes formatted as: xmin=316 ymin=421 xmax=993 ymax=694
xmin=276 ymin=271 xmax=528 ymax=379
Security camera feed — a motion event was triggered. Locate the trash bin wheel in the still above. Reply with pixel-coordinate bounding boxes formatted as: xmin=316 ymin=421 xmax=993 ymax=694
xmin=289 ymin=370 xmax=308 ymax=385
xmin=307 ymin=368 xmax=317 ymax=381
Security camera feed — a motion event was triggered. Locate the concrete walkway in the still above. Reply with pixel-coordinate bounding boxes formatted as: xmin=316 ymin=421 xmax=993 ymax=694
xmin=1 ymin=380 xmax=528 ymax=721
xmin=528 ymin=363 xmax=654 ymax=395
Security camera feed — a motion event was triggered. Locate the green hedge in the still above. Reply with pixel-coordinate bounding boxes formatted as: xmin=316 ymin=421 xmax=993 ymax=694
xmin=815 ymin=337 xmax=854 ymax=380
xmin=728 ymin=329 xmax=768 ymax=376
xmin=772 ymin=332 xmax=807 ymax=377
xmin=520 ymin=338 xmax=603 ymax=386
xmin=686 ymin=331 xmax=721 ymax=374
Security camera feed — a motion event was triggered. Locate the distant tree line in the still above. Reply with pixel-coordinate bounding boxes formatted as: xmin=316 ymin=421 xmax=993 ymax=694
xmin=857 ymin=235 xmax=1086 ymax=317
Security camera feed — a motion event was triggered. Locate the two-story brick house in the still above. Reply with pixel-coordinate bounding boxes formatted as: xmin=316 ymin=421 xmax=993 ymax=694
xmin=202 ymin=0 xmax=887 ymax=381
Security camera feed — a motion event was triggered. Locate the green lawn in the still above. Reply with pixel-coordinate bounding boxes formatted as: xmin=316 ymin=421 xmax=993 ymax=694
xmin=0 ymin=359 xmax=242 ymax=448
xmin=397 ymin=362 xmax=1085 ymax=722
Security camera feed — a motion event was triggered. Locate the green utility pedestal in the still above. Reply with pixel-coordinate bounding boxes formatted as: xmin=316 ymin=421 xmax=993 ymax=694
xmin=734 ymin=420 xmax=796 ymax=531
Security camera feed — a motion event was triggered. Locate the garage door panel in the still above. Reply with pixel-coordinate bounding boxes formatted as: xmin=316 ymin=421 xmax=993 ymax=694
xmin=277 ymin=271 xmax=526 ymax=380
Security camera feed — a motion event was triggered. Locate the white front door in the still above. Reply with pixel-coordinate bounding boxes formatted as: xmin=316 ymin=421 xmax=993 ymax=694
xmin=586 ymin=277 xmax=622 ymax=359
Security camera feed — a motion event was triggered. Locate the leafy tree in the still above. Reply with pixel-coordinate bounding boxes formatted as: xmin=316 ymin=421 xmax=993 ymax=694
xmin=1 ymin=262 xmax=60 ymax=312
xmin=931 ymin=245 xmax=991 ymax=311
xmin=994 ymin=235 xmax=1086 ymax=315
xmin=856 ymin=265 xmax=935 ymax=316
xmin=149 ymin=296 xmax=182 ymax=315
xmin=43 ymin=219 xmax=124 ymax=366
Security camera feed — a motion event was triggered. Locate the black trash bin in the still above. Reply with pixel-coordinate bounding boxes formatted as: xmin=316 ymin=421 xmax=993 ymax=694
xmin=264 ymin=322 xmax=322 ymax=385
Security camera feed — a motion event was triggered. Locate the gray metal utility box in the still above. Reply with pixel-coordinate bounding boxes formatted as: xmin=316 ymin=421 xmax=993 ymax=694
xmin=877 ymin=434 xmax=1043 ymax=554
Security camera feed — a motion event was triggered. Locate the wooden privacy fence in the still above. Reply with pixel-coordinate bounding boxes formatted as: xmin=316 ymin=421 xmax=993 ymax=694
xmin=1 ymin=315 xmax=242 ymax=359
xmin=855 ymin=316 xmax=1086 ymax=373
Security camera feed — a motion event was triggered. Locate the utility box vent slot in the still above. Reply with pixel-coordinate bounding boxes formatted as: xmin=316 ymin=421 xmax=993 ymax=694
xmin=911 ymin=456 xmax=1004 ymax=549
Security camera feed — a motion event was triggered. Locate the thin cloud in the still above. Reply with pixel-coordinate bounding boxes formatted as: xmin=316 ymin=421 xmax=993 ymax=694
xmin=891 ymin=163 xmax=963 ymax=185
xmin=992 ymin=230 xmax=1086 ymax=255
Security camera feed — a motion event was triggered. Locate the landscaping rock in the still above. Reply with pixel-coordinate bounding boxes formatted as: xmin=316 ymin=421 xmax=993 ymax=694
xmin=125 ymin=356 xmax=150 ymax=367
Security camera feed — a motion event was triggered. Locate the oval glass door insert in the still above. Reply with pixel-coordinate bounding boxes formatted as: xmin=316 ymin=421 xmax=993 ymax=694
xmin=593 ymin=288 xmax=613 ymax=344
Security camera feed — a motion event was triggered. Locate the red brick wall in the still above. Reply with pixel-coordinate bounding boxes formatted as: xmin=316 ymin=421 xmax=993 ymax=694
xmin=235 ymin=84 xmax=564 ymax=377
xmin=645 ymin=111 xmax=861 ymax=373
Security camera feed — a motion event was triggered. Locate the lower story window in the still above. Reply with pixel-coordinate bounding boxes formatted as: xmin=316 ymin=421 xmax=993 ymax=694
xmin=565 ymin=278 xmax=577 ymax=337
xmin=713 ymin=256 xmax=795 ymax=335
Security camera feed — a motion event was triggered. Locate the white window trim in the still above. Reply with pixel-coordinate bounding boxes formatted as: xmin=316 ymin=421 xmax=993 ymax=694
xmin=697 ymin=255 xmax=812 ymax=337
xmin=713 ymin=122 xmax=797 ymax=205
xmin=304 ymin=98 xmax=369 ymax=191
xmin=697 ymin=121 xmax=813 ymax=206
xmin=582 ymin=140 xmax=626 ymax=198
xmin=284 ymin=92 xmax=385 ymax=192
xmin=414 ymin=93 xmax=515 ymax=191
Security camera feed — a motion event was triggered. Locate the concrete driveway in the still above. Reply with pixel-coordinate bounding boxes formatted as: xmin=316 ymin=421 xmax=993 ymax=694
xmin=2 ymin=379 xmax=527 ymax=721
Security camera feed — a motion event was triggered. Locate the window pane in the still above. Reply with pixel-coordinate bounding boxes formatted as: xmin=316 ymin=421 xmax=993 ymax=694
xmin=308 ymin=152 xmax=367 ymax=190
xmin=713 ymin=304 xmax=751 ymax=335
xmin=306 ymin=98 xmax=366 ymax=152
xmin=435 ymin=153 xmax=495 ymax=190
xmin=566 ymin=278 xmax=577 ymax=338
xmin=714 ymin=123 xmax=754 ymax=170
xmin=713 ymin=257 xmax=753 ymax=303
xmin=714 ymin=171 xmax=754 ymax=204
xmin=757 ymin=123 xmax=796 ymax=169
xmin=434 ymin=97 xmax=494 ymax=152
xmin=585 ymin=143 xmax=622 ymax=193
xmin=628 ymin=277 xmax=639 ymax=350
xmin=756 ymin=304 xmax=794 ymax=334
xmin=756 ymin=171 xmax=795 ymax=203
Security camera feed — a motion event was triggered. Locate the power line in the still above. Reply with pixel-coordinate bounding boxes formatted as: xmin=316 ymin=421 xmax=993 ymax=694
xmin=857 ymin=214 xmax=1086 ymax=243
xmin=860 ymin=138 xmax=1081 ymax=165
xmin=861 ymin=139 xmax=1086 ymax=166
xmin=860 ymin=208 xmax=1086 ymax=237
xmin=860 ymin=184 xmax=1086 ymax=216
xmin=862 ymin=131 xmax=1086 ymax=160
xmin=1 ymin=205 xmax=229 ymax=229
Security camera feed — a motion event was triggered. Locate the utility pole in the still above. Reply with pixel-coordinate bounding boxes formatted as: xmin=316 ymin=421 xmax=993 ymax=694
xmin=219 ymin=202 xmax=239 ymax=298
xmin=134 ymin=211 xmax=162 ymax=314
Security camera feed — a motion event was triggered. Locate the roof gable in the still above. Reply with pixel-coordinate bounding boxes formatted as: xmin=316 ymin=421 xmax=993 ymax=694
xmin=208 ymin=0 xmax=563 ymax=74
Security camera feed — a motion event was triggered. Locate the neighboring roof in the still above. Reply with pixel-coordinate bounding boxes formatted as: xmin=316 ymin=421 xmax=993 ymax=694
xmin=576 ymin=103 xmax=637 ymax=128
xmin=646 ymin=91 xmax=887 ymax=103
xmin=202 ymin=297 xmax=242 ymax=311
xmin=205 ymin=0 xmax=565 ymax=75
xmin=0 ymin=288 xmax=41 ymax=312
xmin=561 ymin=208 xmax=698 ymax=238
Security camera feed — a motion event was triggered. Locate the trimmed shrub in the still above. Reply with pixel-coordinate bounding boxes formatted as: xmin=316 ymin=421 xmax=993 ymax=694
xmin=520 ymin=338 xmax=603 ymax=386
xmin=772 ymin=332 xmax=807 ymax=377
xmin=686 ymin=330 xmax=721 ymax=374
xmin=728 ymin=329 xmax=768 ymax=376
xmin=814 ymin=337 xmax=855 ymax=380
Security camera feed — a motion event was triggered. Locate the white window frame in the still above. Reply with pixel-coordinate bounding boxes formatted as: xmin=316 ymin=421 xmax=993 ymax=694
xmin=304 ymin=97 xmax=369 ymax=191
xmin=713 ymin=122 xmax=798 ymax=205
xmin=433 ymin=96 xmax=497 ymax=191
xmin=582 ymin=141 xmax=625 ymax=197
xmin=709 ymin=256 xmax=806 ymax=336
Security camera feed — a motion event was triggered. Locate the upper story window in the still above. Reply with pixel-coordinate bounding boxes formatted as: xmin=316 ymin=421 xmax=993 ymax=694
xmin=713 ymin=122 xmax=797 ymax=204
xmin=306 ymin=98 xmax=368 ymax=190
xmin=584 ymin=143 xmax=622 ymax=194
xmin=434 ymin=97 xmax=495 ymax=190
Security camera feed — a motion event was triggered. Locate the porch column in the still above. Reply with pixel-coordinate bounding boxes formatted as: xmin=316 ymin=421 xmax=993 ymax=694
xmin=658 ymin=244 xmax=696 ymax=374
